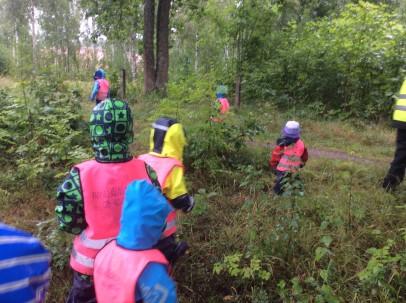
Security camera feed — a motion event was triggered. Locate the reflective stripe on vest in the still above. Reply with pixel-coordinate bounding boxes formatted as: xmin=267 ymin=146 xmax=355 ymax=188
xmin=138 ymin=154 xmax=183 ymax=238
xmin=96 ymin=79 xmax=109 ymax=101
xmin=70 ymin=158 xmax=151 ymax=275
xmin=71 ymin=247 xmax=94 ymax=268
xmin=79 ymin=232 xmax=115 ymax=250
xmin=393 ymin=80 xmax=406 ymax=123
xmin=218 ymin=98 xmax=230 ymax=114
xmin=276 ymin=139 xmax=305 ymax=172
xmin=94 ymin=240 xmax=168 ymax=303
xmin=161 ymin=211 xmax=177 ymax=239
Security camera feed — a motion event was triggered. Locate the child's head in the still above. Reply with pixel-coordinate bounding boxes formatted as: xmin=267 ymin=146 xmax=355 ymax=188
xmin=93 ymin=68 xmax=106 ymax=80
xmin=282 ymin=120 xmax=301 ymax=139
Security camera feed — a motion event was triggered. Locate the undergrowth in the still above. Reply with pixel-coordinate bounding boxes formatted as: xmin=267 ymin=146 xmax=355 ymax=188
xmin=0 ymin=76 xmax=405 ymax=303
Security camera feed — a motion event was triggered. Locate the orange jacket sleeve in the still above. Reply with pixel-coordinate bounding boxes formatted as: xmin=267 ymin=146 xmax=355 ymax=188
xmin=269 ymin=145 xmax=284 ymax=169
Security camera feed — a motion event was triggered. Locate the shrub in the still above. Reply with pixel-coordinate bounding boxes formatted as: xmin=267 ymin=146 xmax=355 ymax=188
xmin=263 ymin=2 xmax=406 ymax=120
xmin=184 ymin=115 xmax=263 ymax=185
xmin=0 ymin=77 xmax=91 ymax=191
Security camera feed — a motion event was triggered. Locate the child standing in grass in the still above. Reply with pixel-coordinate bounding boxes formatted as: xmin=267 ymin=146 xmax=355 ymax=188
xmin=269 ymin=121 xmax=308 ymax=195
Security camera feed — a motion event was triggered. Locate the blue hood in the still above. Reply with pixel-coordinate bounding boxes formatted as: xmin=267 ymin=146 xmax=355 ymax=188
xmin=117 ymin=180 xmax=172 ymax=250
xmin=94 ymin=68 xmax=106 ymax=79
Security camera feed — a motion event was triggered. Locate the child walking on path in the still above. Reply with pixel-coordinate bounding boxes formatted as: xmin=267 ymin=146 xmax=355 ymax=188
xmin=269 ymin=121 xmax=308 ymax=195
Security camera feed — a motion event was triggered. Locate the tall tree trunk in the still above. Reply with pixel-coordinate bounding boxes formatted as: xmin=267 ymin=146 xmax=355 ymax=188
xmin=155 ymin=0 xmax=171 ymax=92
xmin=13 ymin=23 xmax=17 ymax=66
xmin=235 ymin=74 xmax=241 ymax=108
xmin=235 ymin=24 xmax=243 ymax=108
xmin=194 ymin=32 xmax=199 ymax=72
xmin=30 ymin=0 xmax=36 ymax=72
xmin=130 ymin=33 xmax=137 ymax=80
xmin=143 ymin=0 xmax=156 ymax=93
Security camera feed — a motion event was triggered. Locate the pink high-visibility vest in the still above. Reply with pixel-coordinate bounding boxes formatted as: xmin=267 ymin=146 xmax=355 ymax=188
xmin=96 ymin=79 xmax=109 ymax=101
xmin=276 ymin=139 xmax=305 ymax=172
xmin=218 ymin=98 xmax=230 ymax=114
xmin=94 ymin=240 xmax=168 ymax=303
xmin=138 ymin=154 xmax=183 ymax=238
xmin=70 ymin=158 xmax=151 ymax=275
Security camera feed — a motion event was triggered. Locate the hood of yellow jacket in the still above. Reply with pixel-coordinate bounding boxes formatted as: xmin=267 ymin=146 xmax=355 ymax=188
xmin=148 ymin=117 xmax=186 ymax=161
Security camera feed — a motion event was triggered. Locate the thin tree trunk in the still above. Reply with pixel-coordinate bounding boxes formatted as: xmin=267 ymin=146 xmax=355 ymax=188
xmin=121 ymin=68 xmax=127 ymax=99
xmin=155 ymin=0 xmax=171 ymax=92
xmin=13 ymin=23 xmax=17 ymax=66
xmin=130 ymin=34 xmax=137 ymax=80
xmin=144 ymin=0 xmax=156 ymax=93
xmin=194 ymin=32 xmax=199 ymax=72
xmin=235 ymin=74 xmax=241 ymax=108
xmin=30 ymin=0 xmax=36 ymax=72
xmin=235 ymin=25 xmax=242 ymax=108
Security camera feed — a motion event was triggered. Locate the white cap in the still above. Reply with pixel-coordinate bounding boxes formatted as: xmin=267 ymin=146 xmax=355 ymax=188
xmin=285 ymin=121 xmax=300 ymax=129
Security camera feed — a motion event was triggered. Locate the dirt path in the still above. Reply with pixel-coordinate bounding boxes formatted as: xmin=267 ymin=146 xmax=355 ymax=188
xmin=307 ymin=146 xmax=389 ymax=166
xmin=251 ymin=141 xmax=391 ymax=166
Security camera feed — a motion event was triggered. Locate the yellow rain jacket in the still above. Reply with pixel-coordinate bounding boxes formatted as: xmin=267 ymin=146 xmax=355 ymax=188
xmin=393 ymin=79 xmax=406 ymax=129
xmin=148 ymin=122 xmax=188 ymax=200
xmin=138 ymin=117 xmax=194 ymax=215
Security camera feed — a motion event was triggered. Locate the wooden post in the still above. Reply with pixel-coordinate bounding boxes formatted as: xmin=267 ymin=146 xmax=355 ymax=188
xmin=121 ymin=68 xmax=126 ymax=99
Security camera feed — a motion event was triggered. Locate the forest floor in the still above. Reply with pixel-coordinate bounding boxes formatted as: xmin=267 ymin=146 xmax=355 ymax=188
xmin=1 ymin=78 xmax=405 ymax=302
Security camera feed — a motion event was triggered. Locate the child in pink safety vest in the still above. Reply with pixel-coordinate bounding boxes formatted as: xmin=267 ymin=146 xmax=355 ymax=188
xmin=94 ymin=180 xmax=177 ymax=303
xmin=56 ymin=99 xmax=162 ymax=303
xmin=211 ymin=85 xmax=230 ymax=122
xmin=211 ymin=98 xmax=230 ymax=123
xmin=89 ymin=68 xmax=110 ymax=104
xmin=138 ymin=117 xmax=194 ymax=266
xmin=269 ymin=121 xmax=308 ymax=195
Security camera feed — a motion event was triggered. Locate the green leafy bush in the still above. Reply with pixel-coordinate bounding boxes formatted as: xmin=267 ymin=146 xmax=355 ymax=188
xmin=0 ymin=78 xmax=91 ymax=191
xmin=358 ymin=239 xmax=406 ymax=300
xmin=263 ymin=2 xmax=406 ymax=120
xmin=184 ymin=116 xmax=263 ymax=184
xmin=0 ymin=46 xmax=10 ymax=75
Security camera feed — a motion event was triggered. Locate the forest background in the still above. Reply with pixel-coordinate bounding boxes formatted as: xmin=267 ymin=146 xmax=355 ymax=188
xmin=1 ymin=0 xmax=406 ymax=302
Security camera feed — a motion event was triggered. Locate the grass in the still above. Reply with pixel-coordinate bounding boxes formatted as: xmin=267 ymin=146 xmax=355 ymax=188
xmin=247 ymin=101 xmax=395 ymax=161
xmin=0 ymin=81 xmax=405 ymax=302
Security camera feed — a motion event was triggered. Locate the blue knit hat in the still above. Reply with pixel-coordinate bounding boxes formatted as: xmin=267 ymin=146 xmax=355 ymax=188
xmin=282 ymin=121 xmax=301 ymax=139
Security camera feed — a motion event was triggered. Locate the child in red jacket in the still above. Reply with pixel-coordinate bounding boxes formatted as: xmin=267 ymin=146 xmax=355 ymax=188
xmin=269 ymin=121 xmax=308 ymax=195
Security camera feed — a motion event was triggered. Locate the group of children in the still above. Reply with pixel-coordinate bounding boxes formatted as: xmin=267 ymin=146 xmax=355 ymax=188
xmin=0 ymin=71 xmax=308 ymax=303
xmin=56 ymin=97 xmax=194 ymax=303
xmin=73 ymin=75 xmax=308 ymax=302
xmin=212 ymin=85 xmax=308 ymax=195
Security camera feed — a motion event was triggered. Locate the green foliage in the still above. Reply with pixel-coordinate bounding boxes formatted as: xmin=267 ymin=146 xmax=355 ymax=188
xmin=0 ymin=45 xmax=10 ymax=75
xmin=265 ymin=2 xmax=406 ymax=120
xmin=281 ymin=173 xmax=305 ymax=197
xmin=213 ymin=253 xmax=271 ymax=282
xmin=213 ymin=253 xmax=272 ymax=301
xmin=191 ymin=188 xmax=215 ymax=216
xmin=37 ymin=218 xmax=72 ymax=270
xmin=0 ymin=77 xmax=91 ymax=191
xmin=358 ymin=238 xmax=406 ymax=300
xmin=80 ymin=0 xmax=141 ymax=42
xmin=184 ymin=116 xmax=263 ymax=184
xmin=237 ymin=164 xmax=267 ymax=194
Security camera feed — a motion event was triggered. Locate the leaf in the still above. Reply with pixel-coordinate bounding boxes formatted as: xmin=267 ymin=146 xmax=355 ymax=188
xmin=320 ymin=235 xmax=333 ymax=248
xmin=315 ymin=247 xmax=330 ymax=262
xmin=320 ymin=269 xmax=329 ymax=282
